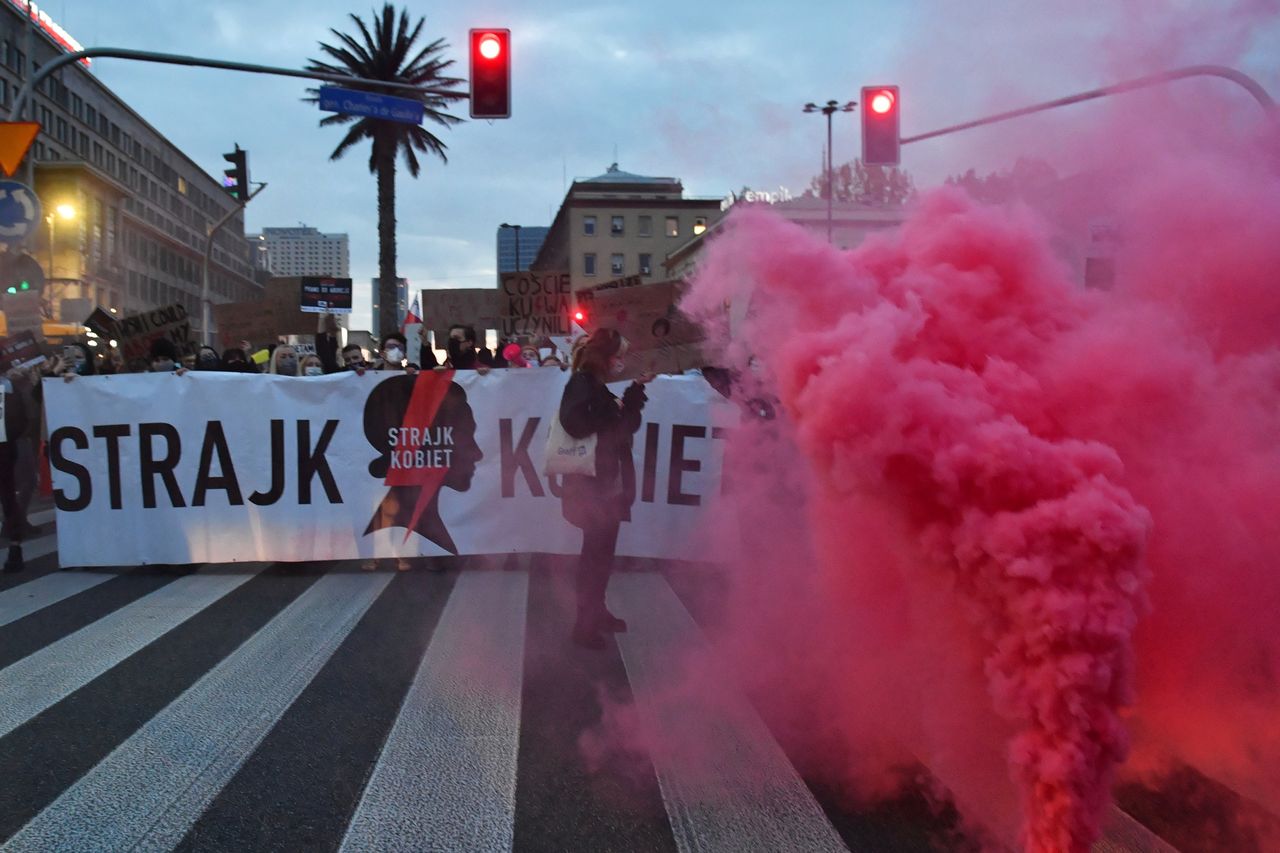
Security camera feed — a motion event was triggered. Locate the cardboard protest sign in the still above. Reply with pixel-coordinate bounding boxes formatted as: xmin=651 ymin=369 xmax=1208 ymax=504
xmin=421 ymin=288 xmax=500 ymax=341
xmin=300 ymin=277 xmax=353 ymax=314
xmin=266 ymin=277 xmax=323 ymax=336
xmin=0 ymin=331 xmax=46 ymax=371
xmin=499 ymin=271 xmax=572 ymax=338
xmin=118 ymin=304 xmax=191 ymax=362
xmin=579 ymin=279 xmax=703 ymax=377
xmin=4 ymin=291 xmax=44 ymax=341
xmin=212 ymin=300 xmax=279 ymax=349
xmin=84 ymin=307 xmax=121 ymax=342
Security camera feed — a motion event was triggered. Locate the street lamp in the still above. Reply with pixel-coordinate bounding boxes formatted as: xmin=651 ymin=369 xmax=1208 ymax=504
xmin=803 ymin=100 xmax=855 ymax=244
xmin=500 ymin=222 xmax=522 ymax=272
xmin=45 ymin=201 xmax=76 ymax=280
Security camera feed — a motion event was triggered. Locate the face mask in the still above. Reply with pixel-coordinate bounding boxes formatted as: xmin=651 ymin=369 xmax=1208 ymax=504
xmin=385 ymin=347 xmax=404 ymax=364
xmin=278 ymin=357 xmax=297 ymax=375
xmin=304 ymin=366 xmax=324 ymax=377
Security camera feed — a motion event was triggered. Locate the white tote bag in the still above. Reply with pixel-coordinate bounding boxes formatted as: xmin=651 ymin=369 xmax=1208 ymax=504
xmin=543 ymin=410 xmax=597 ymax=476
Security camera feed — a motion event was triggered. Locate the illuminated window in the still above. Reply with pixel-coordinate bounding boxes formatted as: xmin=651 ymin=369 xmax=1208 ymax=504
xmin=693 ymin=217 xmax=707 ymax=235
xmin=665 ymin=216 xmax=679 ymax=237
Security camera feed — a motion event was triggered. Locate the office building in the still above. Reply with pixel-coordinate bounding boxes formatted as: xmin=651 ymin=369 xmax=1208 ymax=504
xmin=0 ymin=0 xmax=258 ymax=336
xmin=531 ymin=163 xmax=723 ymax=292
xmin=495 ymin=224 xmax=548 ymax=281
xmin=250 ymin=226 xmax=350 ymax=277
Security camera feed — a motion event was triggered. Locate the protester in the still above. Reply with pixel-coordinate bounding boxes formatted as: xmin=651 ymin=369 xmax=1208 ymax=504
xmin=181 ymin=353 xmax=197 ymax=371
xmin=300 ymin=354 xmax=325 ymax=377
xmin=415 ymin=324 xmax=440 ymax=368
xmin=267 ymin=344 xmax=299 ymax=376
xmin=557 ymin=328 xmax=653 ymax=648
xmin=315 ymin=313 xmax=342 ymax=373
xmin=540 ymin=354 xmax=565 ymax=369
xmin=378 ymin=333 xmax=409 ymax=371
xmin=63 ymin=343 xmax=95 ymax=377
xmin=0 ymin=370 xmax=33 ymax=547
xmin=445 ymin=325 xmax=478 ymax=370
xmin=194 ymin=345 xmax=221 ymax=371
xmin=220 ymin=348 xmax=255 ymax=373
xmin=341 ymin=343 xmax=366 ymax=370
xmin=150 ymin=339 xmax=181 ymax=372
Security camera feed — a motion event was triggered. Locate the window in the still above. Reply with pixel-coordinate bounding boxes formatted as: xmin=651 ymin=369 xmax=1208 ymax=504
xmin=693 ymin=216 xmax=708 ymax=235
xmin=638 ymin=215 xmax=652 ymax=237
xmin=665 ymin=216 xmax=679 ymax=237
xmin=639 ymin=253 xmax=652 ymax=276
xmin=610 ymin=253 xmax=624 ymax=275
xmin=611 ymin=215 xmax=624 ymax=236
xmin=583 ymin=253 xmax=596 ymax=276
xmin=583 ymin=215 xmax=596 ymax=236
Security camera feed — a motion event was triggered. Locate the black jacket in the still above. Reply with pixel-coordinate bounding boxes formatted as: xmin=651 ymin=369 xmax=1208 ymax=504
xmin=558 ymin=372 xmax=646 ymax=529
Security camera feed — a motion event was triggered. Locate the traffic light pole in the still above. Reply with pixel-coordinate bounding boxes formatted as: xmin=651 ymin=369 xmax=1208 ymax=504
xmin=900 ymin=64 xmax=1275 ymax=147
xmin=7 ymin=46 xmax=465 ymax=123
xmin=202 ymin=183 xmax=267 ymax=348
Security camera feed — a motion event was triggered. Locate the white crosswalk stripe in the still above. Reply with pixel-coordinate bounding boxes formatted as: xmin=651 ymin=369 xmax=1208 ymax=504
xmin=2 ymin=572 xmax=392 ymax=853
xmin=0 ymin=560 xmax=1181 ymax=853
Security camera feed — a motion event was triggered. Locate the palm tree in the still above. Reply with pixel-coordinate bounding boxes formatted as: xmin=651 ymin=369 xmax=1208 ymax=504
xmin=307 ymin=5 xmax=466 ymax=336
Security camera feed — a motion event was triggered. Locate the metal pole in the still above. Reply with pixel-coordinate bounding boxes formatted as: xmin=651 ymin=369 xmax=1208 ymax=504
xmin=202 ymin=183 xmax=267 ymax=347
xmin=901 ymin=63 xmax=1275 ymax=147
xmin=514 ymin=225 xmax=521 ymax=271
xmin=8 ymin=46 xmax=465 ymax=123
xmin=825 ymin=103 xmax=834 ymax=244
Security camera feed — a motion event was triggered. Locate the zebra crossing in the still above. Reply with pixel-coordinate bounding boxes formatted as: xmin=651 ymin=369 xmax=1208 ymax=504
xmin=0 ymin=538 xmax=1178 ymax=852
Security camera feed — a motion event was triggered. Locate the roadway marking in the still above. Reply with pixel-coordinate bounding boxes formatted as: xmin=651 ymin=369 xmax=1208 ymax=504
xmin=609 ymin=573 xmax=850 ymax=853
xmin=0 ymin=567 xmax=265 ymax=739
xmin=340 ymin=569 xmax=529 ymax=853
xmin=0 ymin=570 xmax=112 ymax=628
xmin=1 ymin=571 xmax=392 ymax=853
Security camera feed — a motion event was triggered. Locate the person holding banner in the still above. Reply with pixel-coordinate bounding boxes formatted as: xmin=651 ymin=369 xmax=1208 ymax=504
xmin=557 ymin=328 xmax=652 ymax=649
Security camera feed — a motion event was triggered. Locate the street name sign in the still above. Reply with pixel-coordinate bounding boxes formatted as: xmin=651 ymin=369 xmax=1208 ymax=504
xmin=318 ymin=86 xmax=424 ymax=125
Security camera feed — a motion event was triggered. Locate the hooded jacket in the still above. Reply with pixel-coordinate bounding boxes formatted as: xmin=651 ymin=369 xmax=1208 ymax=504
xmin=557 ymin=372 xmax=646 ymax=529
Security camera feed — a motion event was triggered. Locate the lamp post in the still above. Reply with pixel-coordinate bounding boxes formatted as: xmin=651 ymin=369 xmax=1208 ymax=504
xmin=803 ymin=100 xmax=855 ymax=244
xmin=500 ymin=222 xmax=522 ymax=272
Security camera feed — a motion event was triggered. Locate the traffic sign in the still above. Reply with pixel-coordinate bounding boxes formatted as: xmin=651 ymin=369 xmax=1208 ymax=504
xmin=317 ymin=86 xmax=424 ymax=125
xmin=0 ymin=123 xmax=40 ymax=177
xmin=0 ymin=180 xmax=41 ymax=248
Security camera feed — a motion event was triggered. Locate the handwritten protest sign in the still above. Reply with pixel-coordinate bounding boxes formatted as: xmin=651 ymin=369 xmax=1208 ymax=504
xmin=421 ymin=288 xmax=500 ymax=341
xmin=499 ymin=271 xmax=572 ymax=337
xmin=579 ymin=279 xmax=703 ymax=378
xmin=0 ymin=331 xmax=45 ymax=371
xmin=118 ymin=304 xmax=191 ymax=362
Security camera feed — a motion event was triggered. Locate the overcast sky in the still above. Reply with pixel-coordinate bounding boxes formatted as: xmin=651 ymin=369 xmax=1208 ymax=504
xmin=57 ymin=1 xmax=1280 ymax=330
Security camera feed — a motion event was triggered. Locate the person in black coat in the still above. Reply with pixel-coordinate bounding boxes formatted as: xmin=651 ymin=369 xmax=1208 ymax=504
xmin=558 ymin=328 xmax=652 ymax=648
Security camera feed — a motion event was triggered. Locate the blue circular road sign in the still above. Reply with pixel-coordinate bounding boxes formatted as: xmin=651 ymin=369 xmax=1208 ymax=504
xmin=0 ymin=180 xmax=41 ymax=248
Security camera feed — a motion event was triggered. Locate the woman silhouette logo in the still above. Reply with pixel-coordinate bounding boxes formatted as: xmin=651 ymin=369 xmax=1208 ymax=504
xmin=362 ymin=372 xmax=483 ymax=554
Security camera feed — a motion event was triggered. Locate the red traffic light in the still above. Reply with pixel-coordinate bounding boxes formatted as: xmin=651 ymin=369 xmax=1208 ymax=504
xmin=478 ymin=33 xmax=502 ymax=60
xmin=469 ymin=28 xmax=511 ymax=119
xmin=860 ymin=85 xmax=900 ymax=167
xmin=869 ymin=90 xmax=895 ymax=114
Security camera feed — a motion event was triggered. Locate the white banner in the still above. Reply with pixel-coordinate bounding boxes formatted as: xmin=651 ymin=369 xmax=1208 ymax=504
xmin=43 ymin=371 xmax=736 ymax=566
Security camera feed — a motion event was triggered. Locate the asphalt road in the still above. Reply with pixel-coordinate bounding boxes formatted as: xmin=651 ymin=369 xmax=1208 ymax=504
xmin=0 ymin=515 xmax=1187 ymax=852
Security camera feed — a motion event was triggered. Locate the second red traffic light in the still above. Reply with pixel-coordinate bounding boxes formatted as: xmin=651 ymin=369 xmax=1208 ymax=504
xmin=469 ymin=28 xmax=511 ymax=119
